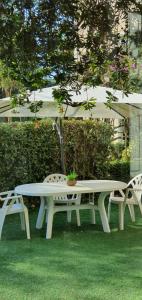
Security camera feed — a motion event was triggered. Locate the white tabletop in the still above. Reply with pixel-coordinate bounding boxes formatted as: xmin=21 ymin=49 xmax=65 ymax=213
xmin=15 ymin=180 xmax=127 ymax=197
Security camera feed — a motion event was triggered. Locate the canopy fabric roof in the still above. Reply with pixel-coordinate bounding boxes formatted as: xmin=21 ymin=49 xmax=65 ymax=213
xmin=28 ymin=85 xmax=142 ymax=104
xmin=0 ymin=86 xmax=142 ymax=119
xmin=0 ymin=102 xmax=124 ymax=119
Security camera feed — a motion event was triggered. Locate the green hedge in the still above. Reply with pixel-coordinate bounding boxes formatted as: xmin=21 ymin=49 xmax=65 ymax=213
xmin=0 ymin=120 xmax=60 ymax=191
xmin=63 ymin=120 xmax=113 ymax=179
xmin=108 ymin=160 xmax=130 ymax=183
xmin=0 ymin=119 xmax=114 ymax=191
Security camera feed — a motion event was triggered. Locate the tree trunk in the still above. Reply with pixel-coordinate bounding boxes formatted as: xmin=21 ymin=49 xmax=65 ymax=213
xmin=55 ymin=118 xmax=66 ymax=174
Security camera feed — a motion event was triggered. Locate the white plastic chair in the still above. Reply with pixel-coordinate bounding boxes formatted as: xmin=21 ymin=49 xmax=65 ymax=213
xmin=108 ymin=174 xmax=142 ymax=230
xmin=0 ymin=190 xmax=30 ymax=239
xmin=36 ymin=173 xmax=81 ymax=229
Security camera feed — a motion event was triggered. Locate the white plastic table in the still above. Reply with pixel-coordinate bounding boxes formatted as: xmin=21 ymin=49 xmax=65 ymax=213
xmin=15 ymin=180 xmax=127 ymax=239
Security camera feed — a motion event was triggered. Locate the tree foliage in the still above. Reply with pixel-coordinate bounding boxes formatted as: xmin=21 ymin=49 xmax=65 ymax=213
xmin=0 ymin=0 xmax=142 ymax=106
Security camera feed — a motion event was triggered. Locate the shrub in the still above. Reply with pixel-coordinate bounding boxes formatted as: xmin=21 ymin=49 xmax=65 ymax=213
xmin=64 ymin=119 xmax=113 ymax=179
xmin=0 ymin=120 xmax=60 ymax=191
xmin=110 ymin=142 xmax=125 ymax=161
xmin=0 ymin=119 xmax=114 ymax=191
xmin=121 ymin=145 xmax=131 ymax=161
xmin=108 ymin=160 xmax=130 ymax=183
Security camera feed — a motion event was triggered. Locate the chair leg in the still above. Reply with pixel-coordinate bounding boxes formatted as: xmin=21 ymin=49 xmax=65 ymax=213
xmin=128 ymin=204 xmax=135 ymax=222
xmin=91 ymin=208 xmax=96 ymax=224
xmin=118 ymin=203 xmax=125 ymax=230
xmin=67 ymin=203 xmax=81 ymax=226
xmin=24 ymin=208 xmax=30 ymax=239
xmin=138 ymin=201 xmax=142 ymax=216
xmin=45 ymin=209 xmax=48 ymax=223
xmin=67 ymin=210 xmax=72 ymax=223
xmin=76 ymin=209 xmax=81 ymax=226
xmin=0 ymin=212 xmax=6 ymax=240
xmin=20 ymin=212 xmax=25 ymax=230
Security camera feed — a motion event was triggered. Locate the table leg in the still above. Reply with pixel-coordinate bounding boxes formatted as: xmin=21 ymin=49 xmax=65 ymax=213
xmin=46 ymin=197 xmax=54 ymax=239
xmin=36 ymin=197 xmax=45 ymax=229
xmin=98 ymin=192 xmax=110 ymax=233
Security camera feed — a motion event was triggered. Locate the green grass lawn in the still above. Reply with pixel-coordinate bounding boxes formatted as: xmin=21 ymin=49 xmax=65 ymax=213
xmin=1 ymin=205 xmax=142 ymax=300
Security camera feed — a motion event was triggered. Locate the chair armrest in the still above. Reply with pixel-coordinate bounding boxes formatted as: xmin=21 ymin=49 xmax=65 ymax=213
xmin=0 ymin=195 xmax=23 ymax=205
xmin=110 ymin=189 xmax=125 ymax=198
xmin=0 ymin=190 xmax=15 ymax=198
xmin=127 ymin=188 xmax=142 ymax=192
xmin=0 ymin=195 xmax=22 ymax=201
xmin=0 ymin=195 xmax=23 ymax=208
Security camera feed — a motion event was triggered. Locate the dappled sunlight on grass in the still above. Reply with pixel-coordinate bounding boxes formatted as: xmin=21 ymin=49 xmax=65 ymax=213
xmin=0 ymin=207 xmax=142 ymax=299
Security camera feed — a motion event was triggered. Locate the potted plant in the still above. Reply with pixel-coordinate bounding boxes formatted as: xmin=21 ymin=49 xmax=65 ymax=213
xmin=66 ymin=171 xmax=78 ymax=186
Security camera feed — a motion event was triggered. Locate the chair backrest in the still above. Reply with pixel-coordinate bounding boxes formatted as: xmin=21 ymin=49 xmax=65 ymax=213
xmin=44 ymin=174 xmax=67 ymax=184
xmin=44 ymin=174 xmax=68 ymax=201
xmin=43 ymin=174 xmax=80 ymax=202
xmin=127 ymin=173 xmax=142 ymax=202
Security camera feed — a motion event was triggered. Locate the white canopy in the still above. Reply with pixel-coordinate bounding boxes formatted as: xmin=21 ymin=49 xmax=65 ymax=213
xmin=0 ymin=85 xmax=142 ymax=119
xmin=28 ymin=85 xmax=142 ymax=104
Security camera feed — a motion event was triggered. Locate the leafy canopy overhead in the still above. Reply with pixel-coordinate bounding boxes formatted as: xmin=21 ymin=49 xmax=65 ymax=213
xmin=0 ymin=0 xmax=142 ymax=108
